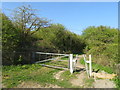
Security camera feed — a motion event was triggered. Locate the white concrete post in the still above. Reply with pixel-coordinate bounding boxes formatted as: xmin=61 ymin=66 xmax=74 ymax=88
xmin=69 ymin=54 xmax=73 ymax=74
xmin=89 ymin=54 xmax=92 ymax=77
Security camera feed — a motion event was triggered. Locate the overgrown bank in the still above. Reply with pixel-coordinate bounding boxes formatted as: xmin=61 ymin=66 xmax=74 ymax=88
xmin=81 ymin=26 xmax=118 ymax=70
xmin=81 ymin=26 xmax=119 ymax=88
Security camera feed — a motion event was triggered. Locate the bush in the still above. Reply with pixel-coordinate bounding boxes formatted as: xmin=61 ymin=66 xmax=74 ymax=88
xmin=82 ymin=26 xmax=118 ymax=68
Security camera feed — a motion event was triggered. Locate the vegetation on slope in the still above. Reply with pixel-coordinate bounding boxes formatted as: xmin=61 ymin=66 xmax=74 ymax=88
xmin=81 ymin=26 xmax=118 ymax=68
xmin=2 ymin=4 xmax=119 ymax=88
xmin=81 ymin=26 xmax=119 ymax=88
xmin=2 ymin=64 xmax=81 ymax=88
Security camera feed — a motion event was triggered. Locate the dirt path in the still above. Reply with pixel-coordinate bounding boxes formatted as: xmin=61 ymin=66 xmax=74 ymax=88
xmin=70 ymin=55 xmax=88 ymax=87
xmin=54 ymin=70 xmax=65 ymax=80
xmin=15 ymin=81 xmax=61 ymax=88
xmin=76 ymin=55 xmax=85 ymax=69
xmin=70 ymin=71 xmax=87 ymax=87
xmin=54 ymin=55 xmax=85 ymax=81
xmin=71 ymin=55 xmax=116 ymax=88
xmin=93 ymin=79 xmax=116 ymax=88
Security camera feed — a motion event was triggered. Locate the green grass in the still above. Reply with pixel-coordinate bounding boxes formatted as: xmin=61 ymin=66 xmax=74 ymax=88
xmin=60 ymin=70 xmax=82 ymax=88
xmin=61 ymin=56 xmax=69 ymax=60
xmin=80 ymin=58 xmax=113 ymax=74
xmin=2 ymin=64 xmax=43 ymax=88
xmin=61 ymin=70 xmax=77 ymax=81
xmin=3 ymin=64 xmax=59 ymax=88
xmin=41 ymin=60 xmax=68 ymax=68
xmin=4 ymin=56 xmax=115 ymax=88
xmin=113 ymin=76 xmax=120 ymax=89
xmin=2 ymin=63 xmax=80 ymax=88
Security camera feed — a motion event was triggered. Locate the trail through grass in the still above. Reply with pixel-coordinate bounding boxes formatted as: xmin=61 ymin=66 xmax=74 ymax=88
xmin=2 ymin=63 xmax=79 ymax=88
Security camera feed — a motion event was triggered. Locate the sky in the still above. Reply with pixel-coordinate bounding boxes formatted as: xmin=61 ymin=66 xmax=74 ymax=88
xmin=2 ymin=2 xmax=118 ymax=35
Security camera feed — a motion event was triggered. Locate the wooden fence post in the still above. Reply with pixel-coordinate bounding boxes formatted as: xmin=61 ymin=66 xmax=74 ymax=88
xmin=69 ymin=54 xmax=73 ymax=74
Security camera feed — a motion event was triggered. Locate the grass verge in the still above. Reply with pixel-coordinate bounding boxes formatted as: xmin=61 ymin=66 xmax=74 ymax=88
xmin=2 ymin=63 xmax=79 ymax=88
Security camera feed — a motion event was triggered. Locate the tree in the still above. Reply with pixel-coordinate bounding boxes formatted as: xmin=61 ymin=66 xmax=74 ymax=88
xmin=9 ymin=5 xmax=51 ymax=52
xmin=34 ymin=24 xmax=86 ymax=54
xmin=2 ymin=13 xmax=19 ymax=52
xmin=2 ymin=13 xmax=19 ymax=65
xmin=2 ymin=5 xmax=51 ymax=65
xmin=11 ymin=5 xmax=50 ymax=35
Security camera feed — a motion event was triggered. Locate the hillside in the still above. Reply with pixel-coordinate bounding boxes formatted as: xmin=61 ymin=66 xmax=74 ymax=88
xmin=2 ymin=5 xmax=119 ymax=89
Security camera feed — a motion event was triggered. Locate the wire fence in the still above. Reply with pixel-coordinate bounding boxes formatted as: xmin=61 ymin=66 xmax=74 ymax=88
xmin=2 ymin=51 xmax=65 ymax=65
xmin=2 ymin=51 xmax=36 ymax=65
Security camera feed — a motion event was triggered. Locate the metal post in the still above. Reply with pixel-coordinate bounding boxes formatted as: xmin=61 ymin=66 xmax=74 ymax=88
xmin=89 ymin=54 xmax=92 ymax=77
xmin=74 ymin=54 xmax=78 ymax=71
xmin=69 ymin=54 xmax=73 ymax=74
xmin=68 ymin=56 xmax=70 ymax=69
xmin=83 ymin=55 xmax=89 ymax=76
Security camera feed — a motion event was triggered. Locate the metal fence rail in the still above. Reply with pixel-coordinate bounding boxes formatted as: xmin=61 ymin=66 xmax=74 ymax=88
xmin=39 ymin=64 xmax=68 ymax=70
xmin=35 ymin=52 xmax=91 ymax=75
xmin=36 ymin=52 xmax=69 ymax=56
xmin=35 ymin=52 xmax=77 ymax=74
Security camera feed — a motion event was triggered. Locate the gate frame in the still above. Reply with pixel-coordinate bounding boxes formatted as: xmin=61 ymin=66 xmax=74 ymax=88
xmin=83 ymin=54 xmax=92 ymax=77
xmin=35 ymin=52 xmax=75 ymax=74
